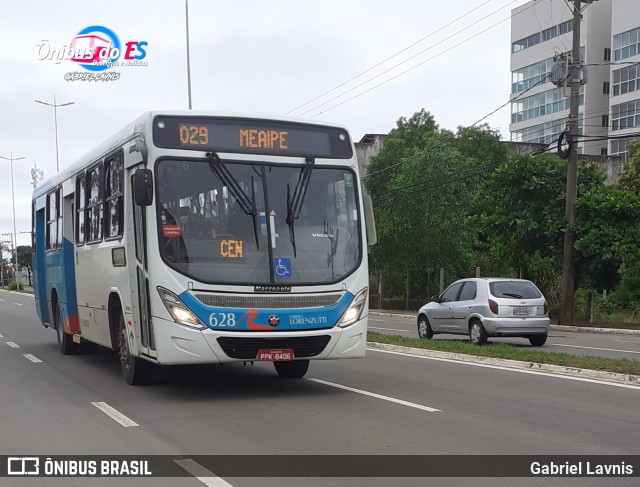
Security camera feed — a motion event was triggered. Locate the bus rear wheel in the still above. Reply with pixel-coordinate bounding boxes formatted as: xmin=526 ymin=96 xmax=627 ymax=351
xmin=55 ymin=303 xmax=78 ymax=355
xmin=117 ymin=315 xmax=153 ymax=385
xmin=274 ymin=360 xmax=309 ymax=378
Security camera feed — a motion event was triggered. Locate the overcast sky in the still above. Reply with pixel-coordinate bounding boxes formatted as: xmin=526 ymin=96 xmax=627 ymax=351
xmin=0 ymin=0 xmax=537 ymax=249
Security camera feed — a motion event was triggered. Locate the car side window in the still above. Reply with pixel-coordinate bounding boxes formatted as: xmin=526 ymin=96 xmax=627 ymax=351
xmin=459 ymin=282 xmax=477 ymax=301
xmin=441 ymin=282 xmax=463 ymax=302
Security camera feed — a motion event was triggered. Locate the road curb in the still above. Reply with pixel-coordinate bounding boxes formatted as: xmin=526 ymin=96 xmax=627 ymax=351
xmin=366 ymin=341 xmax=640 ymax=387
xmin=369 ymin=311 xmax=640 ymax=336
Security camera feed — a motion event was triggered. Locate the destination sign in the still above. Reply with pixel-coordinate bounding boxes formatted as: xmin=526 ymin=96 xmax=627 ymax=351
xmin=153 ymin=116 xmax=353 ymax=158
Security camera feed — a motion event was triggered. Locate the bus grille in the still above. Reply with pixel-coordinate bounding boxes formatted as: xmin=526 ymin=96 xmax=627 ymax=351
xmin=194 ymin=294 xmax=341 ymax=309
xmin=217 ymin=336 xmax=332 ymax=360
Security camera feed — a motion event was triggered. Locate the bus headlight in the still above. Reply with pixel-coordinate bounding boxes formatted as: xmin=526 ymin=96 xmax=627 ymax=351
xmin=338 ymin=287 xmax=368 ymax=328
xmin=157 ymin=287 xmax=205 ymax=330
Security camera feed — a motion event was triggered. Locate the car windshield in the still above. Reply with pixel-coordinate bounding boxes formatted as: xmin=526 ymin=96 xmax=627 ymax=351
xmin=489 ymin=281 xmax=542 ymax=299
xmin=155 ymin=158 xmax=361 ymax=285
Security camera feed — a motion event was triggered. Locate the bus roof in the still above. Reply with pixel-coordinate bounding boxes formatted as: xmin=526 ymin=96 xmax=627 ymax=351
xmin=32 ymin=110 xmax=351 ymax=199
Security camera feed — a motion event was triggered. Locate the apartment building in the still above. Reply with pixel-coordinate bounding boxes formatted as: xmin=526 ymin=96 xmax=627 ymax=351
xmin=510 ymin=0 xmax=640 ymax=159
xmin=610 ymin=0 xmax=640 ymax=158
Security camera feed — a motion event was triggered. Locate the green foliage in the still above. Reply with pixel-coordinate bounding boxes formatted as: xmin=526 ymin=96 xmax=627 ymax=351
xmin=475 ymin=154 xmax=605 ymax=280
xmin=17 ymin=245 xmax=32 ymax=270
xmin=453 ymin=124 xmax=508 ymax=169
xmin=366 ymin=110 xmax=504 ymax=298
xmin=575 ymin=186 xmax=640 ymax=290
xmin=617 ymin=141 xmax=640 ymax=192
xmin=8 ymin=281 xmax=22 ymax=291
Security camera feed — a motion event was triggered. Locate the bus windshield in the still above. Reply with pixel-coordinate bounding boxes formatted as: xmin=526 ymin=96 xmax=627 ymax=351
xmin=156 ymin=158 xmax=362 ymax=285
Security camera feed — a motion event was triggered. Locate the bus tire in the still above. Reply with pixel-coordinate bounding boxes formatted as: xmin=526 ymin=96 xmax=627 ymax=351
xmin=117 ymin=314 xmax=153 ymax=385
xmin=274 ymin=360 xmax=309 ymax=378
xmin=55 ymin=302 xmax=78 ymax=355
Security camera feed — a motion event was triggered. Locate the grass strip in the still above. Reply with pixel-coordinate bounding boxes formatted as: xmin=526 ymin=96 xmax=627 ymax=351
xmin=367 ymin=331 xmax=640 ymax=376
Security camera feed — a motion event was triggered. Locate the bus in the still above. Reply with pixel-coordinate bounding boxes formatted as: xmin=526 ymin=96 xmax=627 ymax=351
xmin=32 ymin=111 xmax=376 ymax=385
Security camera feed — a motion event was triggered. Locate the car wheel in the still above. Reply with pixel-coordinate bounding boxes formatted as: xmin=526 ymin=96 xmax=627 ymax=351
xmin=529 ymin=334 xmax=548 ymax=346
xmin=274 ymin=360 xmax=309 ymax=378
xmin=117 ymin=314 xmax=154 ymax=385
xmin=55 ymin=302 xmax=78 ymax=355
xmin=469 ymin=320 xmax=487 ymax=345
xmin=417 ymin=315 xmax=434 ymax=339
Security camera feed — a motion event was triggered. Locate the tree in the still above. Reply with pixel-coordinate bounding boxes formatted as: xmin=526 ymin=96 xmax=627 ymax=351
xmin=0 ymin=243 xmax=8 ymax=286
xmin=453 ymin=124 xmax=508 ymax=169
xmin=365 ymin=110 xmax=501 ymax=300
xmin=474 ymin=153 xmax=605 ymax=282
xmin=17 ymin=245 xmax=33 ymax=286
xmin=617 ymin=141 xmax=640 ymax=192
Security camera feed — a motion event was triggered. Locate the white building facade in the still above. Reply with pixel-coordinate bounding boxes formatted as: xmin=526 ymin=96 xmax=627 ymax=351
xmin=609 ymin=0 xmax=640 ymax=158
xmin=510 ymin=0 xmax=640 ymax=159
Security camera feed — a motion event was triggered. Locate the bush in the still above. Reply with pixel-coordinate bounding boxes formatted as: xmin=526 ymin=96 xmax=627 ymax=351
xmin=7 ymin=281 xmax=22 ymax=291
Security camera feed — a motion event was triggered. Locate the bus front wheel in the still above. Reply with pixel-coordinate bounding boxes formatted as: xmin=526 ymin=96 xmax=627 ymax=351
xmin=274 ymin=360 xmax=309 ymax=378
xmin=117 ymin=315 xmax=153 ymax=385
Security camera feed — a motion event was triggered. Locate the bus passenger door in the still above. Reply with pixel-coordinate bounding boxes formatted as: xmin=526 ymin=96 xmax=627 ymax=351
xmin=126 ymin=164 xmax=156 ymax=359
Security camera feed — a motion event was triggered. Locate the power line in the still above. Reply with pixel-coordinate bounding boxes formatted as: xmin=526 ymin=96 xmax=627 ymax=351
xmin=292 ymin=0 xmax=536 ymax=119
xmin=364 ymin=77 xmax=547 ymax=181
xmin=284 ymin=0 xmax=496 ymax=116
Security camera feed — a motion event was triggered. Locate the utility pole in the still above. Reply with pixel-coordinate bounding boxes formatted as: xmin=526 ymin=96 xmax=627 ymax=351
xmin=559 ymin=1 xmax=589 ymax=326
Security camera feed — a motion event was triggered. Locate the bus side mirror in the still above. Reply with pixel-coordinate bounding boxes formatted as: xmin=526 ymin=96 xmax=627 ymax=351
xmin=362 ymin=189 xmax=377 ymax=247
xmin=134 ymin=168 xmax=154 ymax=206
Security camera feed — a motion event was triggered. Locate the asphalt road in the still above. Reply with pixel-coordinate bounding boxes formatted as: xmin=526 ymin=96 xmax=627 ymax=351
xmin=1 ymin=290 xmax=639 ymax=486
xmin=369 ymin=313 xmax=640 ymax=361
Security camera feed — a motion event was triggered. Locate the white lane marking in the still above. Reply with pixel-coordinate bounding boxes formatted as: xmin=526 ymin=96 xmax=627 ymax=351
xmin=0 ymin=334 xmax=3 ymax=338
xmin=616 ymin=339 xmax=640 ymax=344
xmin=368 ymin=348 xmax=640 ymax=391
xmin=0 ymin=298 xmax=4 ymax=301
xmin=370 ymin=326 xmax=413 ymax=333
xmin=551 ymin=343 xmax=640 ymax=355
xmin=174 ymin=459 xmax=234 ymax=487
xmin=91 ymin=402 xmax=139 ymax=427
xmin=14 ymin=303 xmax=22 ymax=306
xmin=23 ymin=354 xmax=42 ymax=363
xmin=6 ymin=342 xmax=20 ymax=349
xmin=308 ymin=378 xmax=440 ymax=412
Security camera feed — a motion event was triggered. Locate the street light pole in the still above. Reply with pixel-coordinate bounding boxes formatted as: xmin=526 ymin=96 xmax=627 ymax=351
xmin=185 ymin=0 xmax=193 ymax=109
xmin=0 ymin=152 xmax=25 ymax=285
xmin=35 ymin=94 xmax=75 ymax=173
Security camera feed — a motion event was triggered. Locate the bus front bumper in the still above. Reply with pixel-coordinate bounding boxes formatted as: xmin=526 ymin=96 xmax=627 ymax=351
xmin=152 ymin=315 xmax=368 ymax=365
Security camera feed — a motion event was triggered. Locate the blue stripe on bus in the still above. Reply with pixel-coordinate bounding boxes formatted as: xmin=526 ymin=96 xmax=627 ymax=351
xmin=179 ymin=291 xmax=353 ymax=331
xmin=33 ymin=236 xmax=78 ymax=328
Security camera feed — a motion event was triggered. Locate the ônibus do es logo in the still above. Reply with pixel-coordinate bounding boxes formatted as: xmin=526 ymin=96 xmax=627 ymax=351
xmin=36 ymin=25 xmax=148 ymax=81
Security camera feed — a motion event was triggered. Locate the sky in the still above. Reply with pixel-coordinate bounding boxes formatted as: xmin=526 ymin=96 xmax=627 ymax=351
xmin=0 ymin=0 xmax=537 ymax=250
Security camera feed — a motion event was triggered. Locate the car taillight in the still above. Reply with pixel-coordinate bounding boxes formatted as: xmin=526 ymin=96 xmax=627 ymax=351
xmin=488 ymin=299 xmax=498 ymax=314
xmin=544 ymin=301 xmax=548 ymax=315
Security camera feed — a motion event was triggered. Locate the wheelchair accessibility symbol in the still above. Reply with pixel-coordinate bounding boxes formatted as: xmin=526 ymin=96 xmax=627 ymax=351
xmin=273 ymin=258 xmax=291 ymax=278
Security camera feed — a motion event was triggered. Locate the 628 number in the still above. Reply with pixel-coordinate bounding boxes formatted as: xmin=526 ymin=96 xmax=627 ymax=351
xmin=209 ymin=312 xmax=236 ymax=328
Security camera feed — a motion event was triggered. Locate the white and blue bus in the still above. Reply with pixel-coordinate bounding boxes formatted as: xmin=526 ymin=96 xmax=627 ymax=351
xmin=32 ymin=111 xmax=375 ymax=384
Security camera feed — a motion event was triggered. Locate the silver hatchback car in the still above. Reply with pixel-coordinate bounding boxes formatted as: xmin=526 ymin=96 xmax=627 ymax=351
xmin=417 ymin=278 xmax=550 ymax=346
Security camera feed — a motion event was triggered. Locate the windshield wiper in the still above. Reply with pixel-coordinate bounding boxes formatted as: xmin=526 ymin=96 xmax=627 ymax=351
xmin=206 ymin=152 xmax=260 ymax=250
xmin=502 ymin=293 xmax=523 ymax=299
xmin=286 ymin=157 xmax=315 ymax=258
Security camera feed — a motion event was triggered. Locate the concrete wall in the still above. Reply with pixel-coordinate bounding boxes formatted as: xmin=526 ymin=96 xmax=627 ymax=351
xmin=355 ymin=134 xmax=385 ymax=177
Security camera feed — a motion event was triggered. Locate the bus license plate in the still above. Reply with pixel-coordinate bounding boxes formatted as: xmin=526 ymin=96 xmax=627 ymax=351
xmin=513 ymin=307 xmax=531 ymax=316
xmin=257 ymin=349 xmax=294 ymax=361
